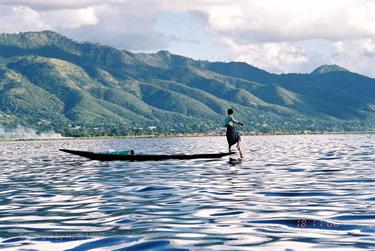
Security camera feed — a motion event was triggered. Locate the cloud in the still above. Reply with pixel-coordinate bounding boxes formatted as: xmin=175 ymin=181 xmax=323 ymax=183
xmin=158 ymin=0 xmax=375 ymax=76
xmin=0 ymin=6 xmax=46 ymax=32
xmin=0 ymin=0 xmax=374 ymax=76
xmin=171 ymin=0 xmax=375 ymax=43
xmin=0 ymin=1 xmax=166 ymax=51
xmin=221 ymin=37 xmax=375 ymax=76
xmin=6 ymin=0 xmax=374 ymax=43
xmin=0 ymin=0 xmax=120 ymax=10
xmin=0 ymin=5 xmax=98 ymax=32
xmin=330 ymin=39 xmax=375 ymax=77
xmin=41 ymin=7 xmax=98 ymax=29
xmin=59 ymin=3 xmax=166 ymax=51
xmin=221 ymin=38 xmax=311 ymax=73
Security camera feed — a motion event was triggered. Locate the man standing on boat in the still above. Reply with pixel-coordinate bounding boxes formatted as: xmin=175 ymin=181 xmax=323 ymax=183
xmin=224 ymin=109 xmax=243 ymax=159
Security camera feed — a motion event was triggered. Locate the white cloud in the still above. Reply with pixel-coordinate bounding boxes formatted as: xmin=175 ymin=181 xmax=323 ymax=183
xmin=0 ymin=0 xmax=374 ymax=76
xmin=330 ymin=39 xmax=375 ymax=77
xmin=41 ymin=7 xmax=98 ymax=29
xmin=0 ymin=1 xmax=166 ymax=50
xmin=59 ymin=2 xmax=166 ymax=51
xmin=161 ymin=0 xmax=375 ymax=76
xmin=221 ymin=37 xmax=375 ymax=76
xmin=0 ymin=6 xmax=47 ymax=32
xmin=221 ymin=38 xmax=310 ymax=73
xmin=0 ymin=5 xmax=98 ymax=32
xmin=0 ymin=0 xmax=121 ymax=10
xmin=171 ymin=0 xmax=375 ymax=42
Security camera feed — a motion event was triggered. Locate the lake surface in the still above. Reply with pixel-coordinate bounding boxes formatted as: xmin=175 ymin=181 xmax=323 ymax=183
xmin=0 ymin=134 xmax=374 ymax=250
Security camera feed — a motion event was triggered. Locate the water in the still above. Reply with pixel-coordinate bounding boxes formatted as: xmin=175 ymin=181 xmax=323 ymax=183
xmin=0 ymin=135 xmax=374 ymax=250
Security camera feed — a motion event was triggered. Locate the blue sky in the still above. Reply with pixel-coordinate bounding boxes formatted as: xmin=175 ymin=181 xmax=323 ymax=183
xmin=0 ymin=0 xmax=374 ymax=77
xmin=155 ymin=11 xmax=227 ymax=61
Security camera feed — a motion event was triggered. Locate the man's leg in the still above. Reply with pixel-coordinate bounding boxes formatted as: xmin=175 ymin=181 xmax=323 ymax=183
xmin=236 ymin=142 xmax=243 ymax=159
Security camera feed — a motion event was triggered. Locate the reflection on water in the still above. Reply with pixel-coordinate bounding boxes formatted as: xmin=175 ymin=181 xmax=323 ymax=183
xmin=0 ymin=135 xmax=374 ymax=250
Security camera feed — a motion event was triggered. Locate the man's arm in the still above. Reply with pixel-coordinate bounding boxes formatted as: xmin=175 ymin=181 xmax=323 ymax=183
xmin=233 ymin=117 xmax=244 ymax=126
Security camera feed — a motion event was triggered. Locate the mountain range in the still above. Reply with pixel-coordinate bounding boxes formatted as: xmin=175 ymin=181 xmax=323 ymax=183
xmin=0 ymin=31 xmax=374 ymax=136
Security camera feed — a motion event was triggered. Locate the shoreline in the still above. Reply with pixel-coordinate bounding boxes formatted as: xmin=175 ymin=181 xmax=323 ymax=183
xmin=1 ymin=130 xmax=374 ymax=142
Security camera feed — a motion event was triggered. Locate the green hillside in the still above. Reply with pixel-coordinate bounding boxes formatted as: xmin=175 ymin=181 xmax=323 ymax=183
xmin=0 ymin=31 xmax=374 ymax=136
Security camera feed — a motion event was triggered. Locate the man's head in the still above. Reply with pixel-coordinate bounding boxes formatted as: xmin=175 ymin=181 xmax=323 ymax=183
xmin=227 ymin=108 xmax=233 ymax=115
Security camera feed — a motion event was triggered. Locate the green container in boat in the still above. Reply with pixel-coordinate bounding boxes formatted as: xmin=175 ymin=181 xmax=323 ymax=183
xmin=97 ymin=149 xmax=135 ymax=155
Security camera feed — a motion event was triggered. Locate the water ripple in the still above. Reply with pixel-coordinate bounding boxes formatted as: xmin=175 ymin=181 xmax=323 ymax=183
xmin=0 ymin=134 xmax=374 ymax=250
